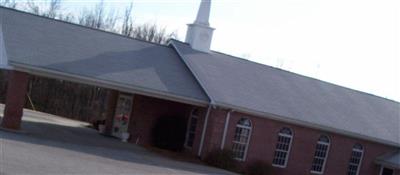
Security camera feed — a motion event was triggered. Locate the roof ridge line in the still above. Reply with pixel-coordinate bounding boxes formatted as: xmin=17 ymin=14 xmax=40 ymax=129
xmin=168 ymin=40 xmax=215 ymax=105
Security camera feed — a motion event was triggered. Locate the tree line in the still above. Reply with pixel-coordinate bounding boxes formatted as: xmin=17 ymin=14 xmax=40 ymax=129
xmin=0 ymin=0 xmax=176 ymax=122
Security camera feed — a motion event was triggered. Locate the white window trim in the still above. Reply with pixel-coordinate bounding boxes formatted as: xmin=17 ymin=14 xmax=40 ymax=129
xmin=272 ymin=129 xmax=294 ymax=168
xmin=184 ymin=108 xmax=199 ymax=149
xmin=232 ymin=119 xmax=252 ymax=162
xmin=348 ymin=146 xmax=364 ymax=175
xmin=310 ymin=138 xmax=330 ymax=174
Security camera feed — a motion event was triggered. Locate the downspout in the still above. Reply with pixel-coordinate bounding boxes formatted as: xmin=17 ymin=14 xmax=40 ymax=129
xmin=169 ymin=41 xmax=216 ymax=157
xmin=220 ymin=109 xmax=234 ymax=149
xmin=198 ymin=104 xmax=212 ymax=156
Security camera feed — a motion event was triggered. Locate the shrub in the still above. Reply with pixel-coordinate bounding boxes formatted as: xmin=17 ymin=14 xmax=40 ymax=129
xmin=204 ymin=149 xmax=239 ymax=172
xmin=151 ymin=116 xmax=187 ymax=151
xmin=245 ymin=160 xmax=272 ymax=175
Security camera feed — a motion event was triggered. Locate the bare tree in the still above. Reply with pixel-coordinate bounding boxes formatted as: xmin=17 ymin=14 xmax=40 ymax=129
xmin=25 ymin=0 xmax=61 ymax=19
xmin=26 ymin=0 xmax=39 ymax=14
xmin=130 ymin=23 xmax=177 ymax=44
xmin=46 ymin=0 xmax=61 ymax=18
xmin=78 ymin=0 xmax=117 ymax=31
xmin=0 ymin=0 xmax=17 ymax=8
xmin=57 ymin=12 xmax=75 ymax=22
xmin=121 ymin=2 xmax=134 ymax=36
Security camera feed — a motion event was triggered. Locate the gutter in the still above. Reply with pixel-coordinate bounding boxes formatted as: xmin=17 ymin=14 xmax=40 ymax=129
xmin=169 ymin=41 xmax=216 ymax=157
xmin=198 ymin=105 xmax=212 ymax=156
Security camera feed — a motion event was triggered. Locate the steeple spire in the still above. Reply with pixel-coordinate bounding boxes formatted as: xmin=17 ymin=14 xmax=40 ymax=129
xmin=185 ymin=0 xmax=214 ymax=53
xmin=194 ymin=0 xmax=211 ymax=26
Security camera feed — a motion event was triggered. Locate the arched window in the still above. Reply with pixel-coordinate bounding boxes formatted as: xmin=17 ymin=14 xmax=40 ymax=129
xmin=184 ymin=108 xmax=200 ymax=148
xmin=311 ymin=135 xmax=330 ymax=174
xmin=232 ymin=118 xmax=252 ymax=161
xmin=272 ymin=127 xmax=293 ymax=167
xmin=347 ymin=144 xmax=364 ymax=175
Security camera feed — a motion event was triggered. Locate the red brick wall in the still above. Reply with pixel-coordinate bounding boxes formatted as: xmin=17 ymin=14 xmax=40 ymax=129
xmin=103 ymin=94 xmax=398 ymax=174
xmin=200 ymin=109 xmax=227 ymax=154
xmin=201 ymin=108 xmax=399 ymax=175
xmin=1 ymin=70 xmax=30 ymax=130
xmin=127 ymin=94 xmax=194 ymax=146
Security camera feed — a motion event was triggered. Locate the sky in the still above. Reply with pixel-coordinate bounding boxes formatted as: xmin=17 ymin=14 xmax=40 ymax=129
xmin=36 ymin=0 xmax=400 ymax=101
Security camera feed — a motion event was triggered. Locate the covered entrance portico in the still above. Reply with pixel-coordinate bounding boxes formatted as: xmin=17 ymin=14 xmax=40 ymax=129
xmin=0 ymin=70 xmax=208 ymax=158
xmin=0 ymin=70 xmax=121 ymax=133
xmin=0 ymin=6 xmax=214 ymax=162
xmin=0 ymin=5 xmax=210 ymax=136
xmin=0 ymin=68 xmax=207 ymax=157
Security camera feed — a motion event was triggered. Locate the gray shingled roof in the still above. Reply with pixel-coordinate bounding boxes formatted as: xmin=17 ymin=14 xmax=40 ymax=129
xmin=171 ymin=40 xmax=400 ymax=146
xmin=0 ymin=7 xmax=209 ymax=105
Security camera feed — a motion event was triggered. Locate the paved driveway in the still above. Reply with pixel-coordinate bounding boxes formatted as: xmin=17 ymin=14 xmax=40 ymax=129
xmin=0 ymin=106 xmax=235 ymax=175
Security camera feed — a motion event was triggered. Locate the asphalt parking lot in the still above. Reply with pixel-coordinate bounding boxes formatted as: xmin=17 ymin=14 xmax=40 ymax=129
xmin=0 ymin=106 xmax=235 ymax=175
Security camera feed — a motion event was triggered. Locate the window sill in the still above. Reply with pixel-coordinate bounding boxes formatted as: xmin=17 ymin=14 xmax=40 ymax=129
xmin=272 ymin=164 xmax=287 ymax=168
xmin=310 ymin=170 xmax=323 ymax=174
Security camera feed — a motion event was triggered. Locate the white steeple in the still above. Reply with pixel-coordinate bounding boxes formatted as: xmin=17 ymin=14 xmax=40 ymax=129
xmin=185 ymin=0 xmax=214 ymax=53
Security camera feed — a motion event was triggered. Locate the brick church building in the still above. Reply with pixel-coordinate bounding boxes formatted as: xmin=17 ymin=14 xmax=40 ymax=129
xmin=0 ymin=1 xmax=399 ymax=175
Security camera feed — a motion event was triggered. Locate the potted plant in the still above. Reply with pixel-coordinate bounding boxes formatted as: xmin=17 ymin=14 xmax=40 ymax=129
xmin=98 ymin=124 xmax=106 ymax=134
xmin=121 ymin=132 xmax=130 ymax=142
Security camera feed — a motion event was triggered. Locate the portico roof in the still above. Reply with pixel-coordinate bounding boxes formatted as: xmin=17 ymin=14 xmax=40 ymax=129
xmin=0 ymin=7 xmax=209 ymax=106
xmin=376 ymin=151 xmax=400 ymax=169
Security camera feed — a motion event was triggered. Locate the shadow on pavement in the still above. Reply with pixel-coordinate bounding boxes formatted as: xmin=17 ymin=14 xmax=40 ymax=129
xmin=0 ymin=117 xmax=233 ymax=175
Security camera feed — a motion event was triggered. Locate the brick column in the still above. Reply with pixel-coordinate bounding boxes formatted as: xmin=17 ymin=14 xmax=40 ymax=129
xmin=104 ymin=90 xmax=118 ymax=135
xmin=1 ymin=70 xmax=30 ymax=130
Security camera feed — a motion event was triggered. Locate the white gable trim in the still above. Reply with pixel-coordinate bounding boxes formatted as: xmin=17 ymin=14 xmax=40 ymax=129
xmin=0 ymin=23 xmax=13 ymax=70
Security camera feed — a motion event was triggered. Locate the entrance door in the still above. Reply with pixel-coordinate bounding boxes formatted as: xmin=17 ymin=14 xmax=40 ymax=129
xmin=184 ymin=108 xmax=199 ymax=149
xmin=112 ymin=94 xmax=133 ymax=138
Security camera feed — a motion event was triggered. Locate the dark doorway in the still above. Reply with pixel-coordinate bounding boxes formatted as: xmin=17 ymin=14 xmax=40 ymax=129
xmin=151 ymin=116 xmax=187 ymax=152
xmin=381 ymin=167 xmax=394 ymax=175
